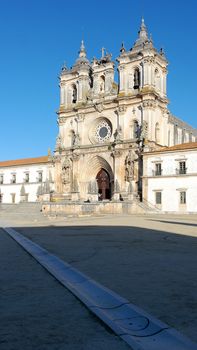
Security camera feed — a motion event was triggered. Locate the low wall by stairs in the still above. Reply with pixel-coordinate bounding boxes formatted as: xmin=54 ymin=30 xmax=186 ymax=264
xmin=41 ymin=199 xmax=157 ymax=217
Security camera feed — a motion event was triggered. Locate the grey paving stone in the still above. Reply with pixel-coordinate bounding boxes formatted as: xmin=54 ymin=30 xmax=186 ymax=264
xmin=0 ymin=228 xmax=130 ymax=350
xmin=4 ymin=227 xmax=197 ymax=350
xmin=15 ymin=214 xmax=197 ymax=343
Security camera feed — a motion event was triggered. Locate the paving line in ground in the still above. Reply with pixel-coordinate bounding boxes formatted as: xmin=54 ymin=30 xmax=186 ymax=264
xmin=3 ymin=227 xmax=197 ymax=350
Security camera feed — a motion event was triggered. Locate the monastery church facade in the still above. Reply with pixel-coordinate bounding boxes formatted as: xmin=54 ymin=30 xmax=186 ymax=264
xmin=0 ymin=19 xmax=197 ymax=212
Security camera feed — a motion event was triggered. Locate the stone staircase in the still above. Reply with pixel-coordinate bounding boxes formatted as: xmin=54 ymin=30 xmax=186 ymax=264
xmin=138 ymin=199 xmax=161 ymax=213
xmin=0 ymin=202 xmax=48 ymax=225
xmin=0 ymin=198 xmax=160 ymax=224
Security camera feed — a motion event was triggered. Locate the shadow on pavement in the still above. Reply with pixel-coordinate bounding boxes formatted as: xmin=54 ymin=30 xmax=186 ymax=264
xmin=11 ymin=224 xmax=197 ymax=344
xmin=147 ymin=219 xmax=197 ymax=227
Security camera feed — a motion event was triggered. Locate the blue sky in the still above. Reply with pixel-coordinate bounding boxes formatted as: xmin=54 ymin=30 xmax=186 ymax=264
xmin=0 ymin=0 xmax=197 ymax=160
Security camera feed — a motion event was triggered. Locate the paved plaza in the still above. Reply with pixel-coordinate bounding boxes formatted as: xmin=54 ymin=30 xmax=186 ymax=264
xmin=0 ymin=208 xmax=197 ymax=349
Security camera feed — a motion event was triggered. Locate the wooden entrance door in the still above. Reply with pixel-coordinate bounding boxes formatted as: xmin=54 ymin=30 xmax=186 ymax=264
xmin=96 ymin=169 xmax=111 ymax=200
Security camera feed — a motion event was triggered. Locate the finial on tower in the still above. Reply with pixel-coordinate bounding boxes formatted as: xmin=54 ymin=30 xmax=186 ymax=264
xmin=133 ymin=17 xmax=149 ymax=50
xmin=74 ymin=39 xmax=89 ymax=67
xmin=139 ymin=17 xmax=148 ymax=41
xmin=141 ymin=17 xmax=145 ymax=28
xmin=79 ymin=39 xmax=86 ymax=58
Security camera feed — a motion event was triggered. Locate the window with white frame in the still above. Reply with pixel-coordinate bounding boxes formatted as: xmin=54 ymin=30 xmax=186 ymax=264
xmin=24 ymin=172 xmax=29 ymax=183
xmin=11 ymin=173 xmax=16 ymax=184
xmin=180 ymin=191 xmax=186 ymax=204
xmin=155 ymin=163 xmax=162 ymax=176
xmin=37 ymin=171 xmax=43 ymax=183
xmin=155 ymin=191 xmax=162 ymax=204
xmin=179 ymin=161 xmax=186 ymax=174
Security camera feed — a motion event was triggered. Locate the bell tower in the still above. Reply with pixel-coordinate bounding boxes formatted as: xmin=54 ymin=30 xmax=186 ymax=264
xmin=117 ymin=18 xmax=169 ymax=145
xmin=91 ymin=49 xmax=115 ymax=98
xmin=59 ymin=40 xmax=91 ymax=110
xmin=117 ymin=18 xmax=168 ymax=99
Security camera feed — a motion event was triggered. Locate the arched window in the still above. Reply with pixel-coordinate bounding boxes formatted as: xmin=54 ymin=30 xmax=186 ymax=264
xmin=134 ymin=68 xmax=140 ymax=89
xmin=72 ymin=84 xmax=77 ymax=103
xmin=100 ymin=75 xmax=105 ymax=93
xmin=155 ymin=123 xmax=160 ymax=143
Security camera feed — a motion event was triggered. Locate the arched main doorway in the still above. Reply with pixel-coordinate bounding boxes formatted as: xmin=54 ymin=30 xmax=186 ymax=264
xmin=96 ymin=168 xmax=111 ymax=200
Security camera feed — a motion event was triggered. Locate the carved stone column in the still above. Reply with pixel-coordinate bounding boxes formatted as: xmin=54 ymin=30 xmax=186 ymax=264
xmin=70 ymin=152 xmax=80 ymax=201
xmin=111 ymin=149 xmax=122 ymax=200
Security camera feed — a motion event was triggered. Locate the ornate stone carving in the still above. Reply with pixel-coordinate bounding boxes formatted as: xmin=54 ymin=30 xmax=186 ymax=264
xmin=143 ymin=57 xmax=155 ymax=64
xmin=142 ymin=100 xmax=156 ymax=108
xmin=58 ymin=116 xmax=67 ymax=125
xmin=55 ymin=134 xmax=63 ymax=151
xmin=72 ymin=152 xmax=80 ymax=162
xmin=94 ymin=102 xmax=104 ymax=113
xmin=141 ymin=121 xmax=148 ymax=139
xmin=113 ymin=127 xmax=122 ymax=142
xmin=61 ymin=158 xmax=71 ymax=184
xmin=88 ymin=180 xmax=98 ymax=194
xmin=118 ymin=105 xmax=127 ymax=113
xmin=76 ymin=113 xmax=85 ymax=122
xmin=73 ymin=132 xmax=80 ymax=146
xmin=89 ymin=118 xmax=112 ymax=144
xmin=52 ymin=154 xmax=61 ymax=162
xmin=111 ymin=149 xmax=122 ymax=158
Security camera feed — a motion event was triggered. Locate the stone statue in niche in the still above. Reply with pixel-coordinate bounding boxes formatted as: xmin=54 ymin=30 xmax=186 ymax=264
xmin=61 ymin=158 xmax=71 ymax=185
xmin=114 ymin=126 xmax=122 ymax=142
xmin=73 ymin=132 xmax=80 ymax=146
xmin=125 ymin=160 xmax=134 ymax=181
xmin=71 ymin=130 xmax=80 ymax=146
xmin=125 ymin=150 xmax=138 ymax=182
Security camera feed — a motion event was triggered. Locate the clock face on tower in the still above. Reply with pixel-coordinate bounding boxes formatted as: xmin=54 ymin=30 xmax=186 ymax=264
xmin=95 ymin=120 xmax=112 ymax=143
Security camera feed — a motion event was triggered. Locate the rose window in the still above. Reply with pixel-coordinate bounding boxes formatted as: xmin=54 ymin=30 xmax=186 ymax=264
xmin=95 ymin=120 xmax=112 ymax=143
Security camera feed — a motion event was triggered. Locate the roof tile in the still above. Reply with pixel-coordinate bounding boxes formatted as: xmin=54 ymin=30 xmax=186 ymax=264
xmin=0 ymin=156 xmax=50 ymax=168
